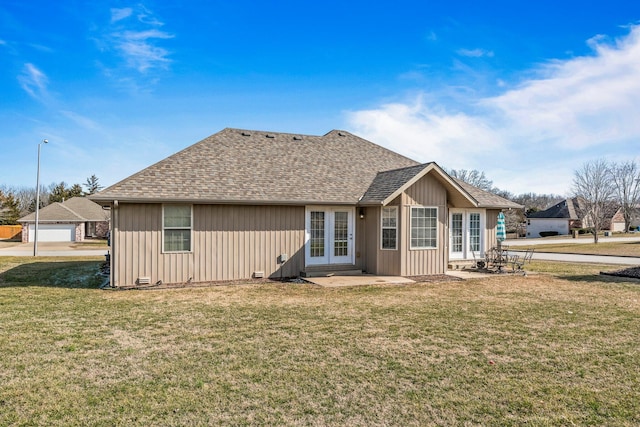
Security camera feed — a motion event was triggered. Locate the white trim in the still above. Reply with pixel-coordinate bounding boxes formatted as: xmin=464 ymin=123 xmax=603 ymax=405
xmin=305 ymin=206 xmax=355 ymax=266
xmin=410 ymin=206 xmax=438 ymax=250
xmin=162 ymin=204 xmax=193 ymax=253
xmin=449 ymin=209 xmax=485 ymax=259
xmin=380 ymin=206 xmax=398 ymax=250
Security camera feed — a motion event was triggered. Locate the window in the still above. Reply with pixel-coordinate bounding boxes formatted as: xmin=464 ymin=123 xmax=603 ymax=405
xmin=411 ymin=207 xmax=437 ymax=249
xmin=310 ymin=211 xmax=325 ymax=257
xmin=163 ymin=205 xmax=192 ymax=252
xmin=469 ymin=212 xmax=481 ymax=252
xmin=381 ymin=206 xmax=398 ymax=250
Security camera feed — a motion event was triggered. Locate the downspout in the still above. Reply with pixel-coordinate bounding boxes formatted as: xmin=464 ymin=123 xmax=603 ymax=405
xmin=111 ymin=200 xmax=118 ymax=287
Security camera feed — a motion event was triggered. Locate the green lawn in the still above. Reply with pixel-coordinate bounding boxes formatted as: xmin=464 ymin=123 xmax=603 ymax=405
xmin=517 ymin=240 xmax=640 ymax=257
xmin=0 ymin=257 xmax=639 ymax=426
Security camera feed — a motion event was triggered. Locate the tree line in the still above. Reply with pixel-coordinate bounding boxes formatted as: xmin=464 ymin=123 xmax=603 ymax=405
xmin=450 ymin=160 xmax=640 ymax=242
xmin=0 ymin=175 xmax=103 ymax=225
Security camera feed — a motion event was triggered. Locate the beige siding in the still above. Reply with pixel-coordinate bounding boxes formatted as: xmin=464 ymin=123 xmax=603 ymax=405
xmin=401 ymin=174 xmax=448 ymax=276
xmin=377 ymin=197 xmax=402 ymax=275
xmin=363 ymin=206 xmax=379 ymax=274
xmin=485 ymin=209 xmax=499 ymax=250
xmin=113 ymin=203 xmax=305 ymax=286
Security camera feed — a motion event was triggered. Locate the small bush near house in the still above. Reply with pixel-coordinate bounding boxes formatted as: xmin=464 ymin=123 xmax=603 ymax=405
xmin=539 ymin=231 xmax=560 ymax=237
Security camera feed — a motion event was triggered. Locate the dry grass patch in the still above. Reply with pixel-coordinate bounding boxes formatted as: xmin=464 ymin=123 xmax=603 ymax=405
xmin=521 ymin=241 xmax=640 ymax=257
xmin=0 ymin=258 xmax=639 ymax=425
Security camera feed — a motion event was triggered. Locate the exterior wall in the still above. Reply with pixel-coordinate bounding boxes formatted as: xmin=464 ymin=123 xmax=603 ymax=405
xmin=95 ymin=221 xmax=110 ymax=238
xmin=21 ymin=222 xmax=81 ymax=242
xmin=112 ymin=203 xmax=305 ymax=286
xmin=363 ymin=206 xmax=380 ymax=274
xmin=376 ymin=197 xmax=402 ymax=275
xmin=75 ymin=223 xmax=84 ymax=242
xmin=526 ymin=218 xmax=569 ymax=238
xmin=485 ymin=210 xmax=499 ymax=250
xmin=400 ymin=174 xmax=448 ymax=276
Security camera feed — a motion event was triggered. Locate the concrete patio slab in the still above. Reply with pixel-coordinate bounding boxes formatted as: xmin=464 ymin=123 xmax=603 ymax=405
xmin=305 ymin=274 xmax=415 ymax=287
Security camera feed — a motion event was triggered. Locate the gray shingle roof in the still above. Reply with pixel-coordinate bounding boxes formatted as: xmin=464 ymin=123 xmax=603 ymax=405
xmin=19 ymin=197 xmax=108 ymax=223
xmin=92 ymin=127 xmax=522 ymax=210
xmin=360 ymin=164 xmax=431 ymax=204
xmin=453 ymin=179 xmax=523 ymax=209
xmin=528 ymin=197 xmax=583 ymax=219
xmin=92 ymin=128 xmax=418 ymax=205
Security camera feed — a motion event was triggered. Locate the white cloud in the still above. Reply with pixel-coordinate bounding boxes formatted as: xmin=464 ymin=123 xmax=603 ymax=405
xmin=101 ymin=5 xmax=174 ymax=75
xmin=110 ymin=8 xmax=133 ymax=23
xmin=347 ymin=25 xmax=640 ymax=195
xmin=17 ymin=63 xmax=48 ymax=100
xmin=457 ymin=48 xmax=494 ymax=58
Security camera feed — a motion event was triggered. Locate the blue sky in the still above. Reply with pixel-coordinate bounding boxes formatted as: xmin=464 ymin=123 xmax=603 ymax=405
xmin=2 ymin=1 xmax=640 ymax=195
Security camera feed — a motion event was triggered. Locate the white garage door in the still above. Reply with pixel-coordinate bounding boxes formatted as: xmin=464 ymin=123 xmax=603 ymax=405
xmin=29 ymin=224 xmax=76 ymax=242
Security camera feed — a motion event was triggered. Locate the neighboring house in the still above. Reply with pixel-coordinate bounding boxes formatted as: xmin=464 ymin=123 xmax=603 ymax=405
xmin=526 ymin=197 xmax=623 ymax=237
xmin=526 ymin=198 xmax=586 ymax=238
xmin=18 ymin=197 xmax=109 ymax=243
xmin=610 ymin=206 xmax=640 ymax=232
xmin=91 ymin=128 xmax=522 ymax=287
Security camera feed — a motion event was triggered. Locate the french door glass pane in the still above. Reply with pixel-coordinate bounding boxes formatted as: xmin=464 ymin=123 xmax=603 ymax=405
xmin=334 ymin=212 xmax=348 ymax=257
xmin=452 ymin=213 xmax=463 ymax=252
xmin=310 ymin=211 xmax=325 ymax=257
xmin=470 ymin=213 xmax=481 ymax=252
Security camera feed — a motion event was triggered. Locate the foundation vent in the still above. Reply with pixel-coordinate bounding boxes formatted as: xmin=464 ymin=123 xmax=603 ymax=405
xmin=253 ymin=271 xmax=265 ymax=279
xmin=137 ymin=277 xmax=151 ymax=285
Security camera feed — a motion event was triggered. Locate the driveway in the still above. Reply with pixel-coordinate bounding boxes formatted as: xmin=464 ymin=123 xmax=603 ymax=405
xmin=0 ymin=241 xmax=109 ymax=257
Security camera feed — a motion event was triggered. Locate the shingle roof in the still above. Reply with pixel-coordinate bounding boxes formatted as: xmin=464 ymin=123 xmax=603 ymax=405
xmin=360 ymin=164 xmax=431 ymax=204
xmin=92 ymin=128 xmax=418 ymax=205
xmin=453 ymin=179 xmax=523 ymax=209
xmin=92 ymin=127 xmax=522 ymax=210
xmin=528 ymin=197 xmax=583 ymax=219
xmin=19 ymin=197 xmax=108 ymax=223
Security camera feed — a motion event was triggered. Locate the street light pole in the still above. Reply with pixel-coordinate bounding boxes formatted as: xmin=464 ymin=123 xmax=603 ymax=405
xmin=33 ymin=139 xmax=48 ymax=257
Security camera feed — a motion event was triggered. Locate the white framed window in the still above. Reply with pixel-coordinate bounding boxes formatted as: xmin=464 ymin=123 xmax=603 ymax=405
xmin=411 ymin=206 xmax=437 ymax=249
xmin=163 ymin=204 xmax=192 ymax=252
xmin=381 ymin=206 xmax=398 ymax=250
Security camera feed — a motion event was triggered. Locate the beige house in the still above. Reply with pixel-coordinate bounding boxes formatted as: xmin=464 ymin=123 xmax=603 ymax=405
xmin=91 ymin=128 xmax=521 ymax=287
xmin=19 ymin=197 xmax=109 ymax=242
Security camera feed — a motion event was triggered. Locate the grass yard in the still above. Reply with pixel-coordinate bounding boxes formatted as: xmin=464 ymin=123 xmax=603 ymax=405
xmin=0 ymin=257 xmax=639 ymax=426
xmin=519 ymin=240 xmax=640 ymax=257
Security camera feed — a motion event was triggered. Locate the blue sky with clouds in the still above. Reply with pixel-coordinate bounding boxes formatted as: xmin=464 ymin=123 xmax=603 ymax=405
xmin=2 ymin=0 xmax=640 ymax=195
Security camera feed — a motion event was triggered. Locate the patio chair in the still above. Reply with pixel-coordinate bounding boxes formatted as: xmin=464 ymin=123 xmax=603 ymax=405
xmin=511 ymin=248 xmax=534 ymax=273
xmin=471 ymin=250 xmax=486 ymax=269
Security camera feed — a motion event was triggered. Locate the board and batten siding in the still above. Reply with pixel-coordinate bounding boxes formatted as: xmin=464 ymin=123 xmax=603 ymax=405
xmin=400 ymin=174 xmax=448 ymax=276
xmin=113 ymin=203 xmax=305 ymax=286
xmin=485 ymin=209 xmax=500 ymax=250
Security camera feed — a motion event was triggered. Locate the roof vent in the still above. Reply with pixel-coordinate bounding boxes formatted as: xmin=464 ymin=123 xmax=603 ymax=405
xmin=241 ymin=132 xmax=251 ymax=136
xmin=293 ymin=136 xmax=303 ymax=141
xmin=338 ymin=132 xmax=347 ymax=137
xmin=265 ymin=134 xmax=275 ymax=138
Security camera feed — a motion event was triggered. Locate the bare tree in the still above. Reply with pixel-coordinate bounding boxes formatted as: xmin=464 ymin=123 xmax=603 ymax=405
xmin=572 ymin=160 xmax=615 ymax=243
xmin=608 ymin=160 xmax=640 ymax=232
xmin=448 ymin=169 xmax=494 ymax=192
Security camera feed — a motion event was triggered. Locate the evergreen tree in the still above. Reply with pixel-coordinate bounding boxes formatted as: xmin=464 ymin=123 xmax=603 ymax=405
xmin=83 ymin=174 xmax=103 ymax=195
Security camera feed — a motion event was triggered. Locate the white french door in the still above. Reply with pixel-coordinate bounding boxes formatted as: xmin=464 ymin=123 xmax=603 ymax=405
xmin=305 ymin=206 xmax=355 ymax=265
xmin=449 ymin=210 xmax=483 ymax=260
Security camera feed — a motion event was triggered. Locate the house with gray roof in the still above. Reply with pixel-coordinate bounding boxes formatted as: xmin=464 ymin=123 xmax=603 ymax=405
xmin=18 ymin=197 xmax=109 ymax=242
xmin=91 ymin=128 xmax=522 ymax=287
xmin=525 ymin=197 xmax=626 ymax=237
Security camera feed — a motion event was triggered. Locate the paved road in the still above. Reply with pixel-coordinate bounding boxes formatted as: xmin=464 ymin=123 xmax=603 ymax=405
xmin=0 ymin=242 xmax=108 ymax=257
xmin=524 ymin=252 xmax=640 ymax=265
xmin=506 ymin=235 xmax=640 ymax=246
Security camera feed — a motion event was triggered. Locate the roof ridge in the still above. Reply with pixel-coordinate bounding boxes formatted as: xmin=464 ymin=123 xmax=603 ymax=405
xmin=57 ymin=202 xmax=86 ymax=221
